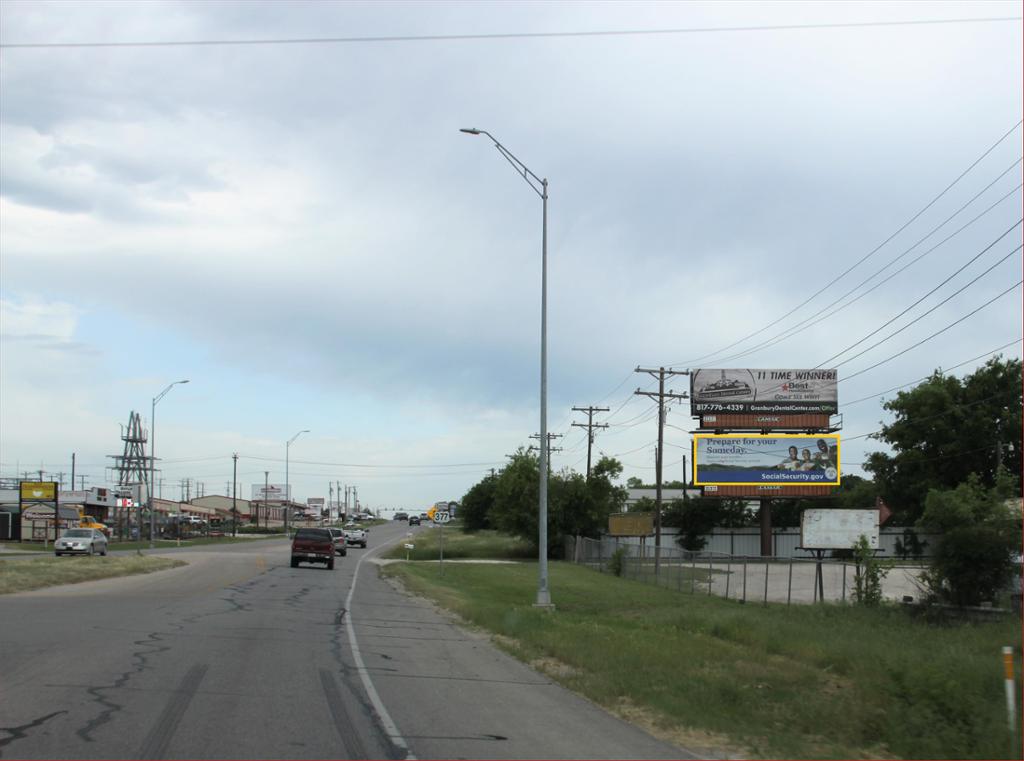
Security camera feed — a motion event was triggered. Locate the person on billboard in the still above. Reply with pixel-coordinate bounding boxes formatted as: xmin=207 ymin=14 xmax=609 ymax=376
xmin=798 ymin=449 xmax=819 ymax=471
xmin=776 ymin=446 xmax=800 ymax=469
xmin=814 ymin=439 xmax=836 ymax=469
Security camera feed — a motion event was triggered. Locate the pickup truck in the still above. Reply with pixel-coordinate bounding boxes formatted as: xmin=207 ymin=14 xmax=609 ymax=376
xmin=291 ymin=528 xmax=335 ymax=570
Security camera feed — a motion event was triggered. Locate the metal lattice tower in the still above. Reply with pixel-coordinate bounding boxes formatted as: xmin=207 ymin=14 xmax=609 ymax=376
xmin=108 ymin=411 xmax=152 ymax=489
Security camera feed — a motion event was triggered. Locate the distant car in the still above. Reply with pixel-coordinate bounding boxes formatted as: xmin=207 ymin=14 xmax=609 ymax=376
xmin=326 ymin=528 xmax=348 ymax=557
xmin=394 ymin=512 xmax=408 ymax=521
xmin=408 ymin=516 xmax=421 ymax=526
xmin=419 ymin=513 xmax=429 ymax=521
xmin=55 ymin=528 xmax=108 ymax=557
xmin=344 ymin=527 xmax=367 ymax=548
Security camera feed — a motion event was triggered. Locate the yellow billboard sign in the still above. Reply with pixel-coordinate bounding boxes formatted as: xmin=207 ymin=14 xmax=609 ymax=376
xmin=608 ymin=513 xmax=654 ymax=537
xmin=20 ymin=481 xmax=58 ymax=502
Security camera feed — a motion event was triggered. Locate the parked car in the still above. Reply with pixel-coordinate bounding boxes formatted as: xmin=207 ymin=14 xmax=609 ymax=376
xmin=326 ymin=528 xmax=348 ymax=557
xmin=394 ymin=512 xmax=408 ymax=521
xmin=291 ymin=528 xmax=335 ymax=569
xmin=55 ymin=528 xmax=108 ymax=557
xmin=344 ymin=526 xmax=368 ymax=548
xmin=408 ymin=516 xmax=421 ymax=526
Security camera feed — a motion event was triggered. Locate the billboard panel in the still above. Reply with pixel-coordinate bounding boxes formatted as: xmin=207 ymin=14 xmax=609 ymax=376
xmin=694 ymin=434 xmax=840 ymax=486
xmin=690 ymin=369 xmax=838 ymax=415
xmin=20 ymin=481 xmax=57 ymax=502
xmin=608 ymin=513 xmax=654 ymax=537
xmin=703 ymin=484 xmax=835 ymax=498
xmin=698 ymin=413 xmax=833 ymax=431
xmin=801 ymin=509 xmax=879 ymax=549
xmin=251 ymin=483 xmax=290 ymax=501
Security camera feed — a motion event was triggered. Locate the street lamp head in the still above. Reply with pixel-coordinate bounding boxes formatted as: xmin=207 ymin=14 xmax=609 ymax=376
xmin=459 ymin=128 xmax=481 ymax=135
xmin=178 ymin=379 xmax=190 ymax=384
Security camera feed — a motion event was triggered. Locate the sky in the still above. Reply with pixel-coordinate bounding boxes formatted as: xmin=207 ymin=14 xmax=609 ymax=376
xmin=1 ymin=0 xmax=1021 ymax=513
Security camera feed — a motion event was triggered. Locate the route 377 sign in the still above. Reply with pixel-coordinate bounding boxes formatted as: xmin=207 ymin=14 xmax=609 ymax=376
xmin=433 ymin=511 xmax=451 ymax=524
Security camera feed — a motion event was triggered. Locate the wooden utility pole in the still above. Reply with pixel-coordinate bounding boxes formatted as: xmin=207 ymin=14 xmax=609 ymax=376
xmin=231 ymin=453 xmax=238 ymax=536
xmin=634 ymin=367 xmax=690 ymax=575
xmin=571 ymin=406 xmax=610 ymax=479
xmin=529 ymin=432 xmax=563 ymax=460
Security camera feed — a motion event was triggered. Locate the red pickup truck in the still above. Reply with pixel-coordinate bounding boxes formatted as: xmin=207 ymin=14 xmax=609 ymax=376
xmin=290 ymin=528 xmax=335 ymax=570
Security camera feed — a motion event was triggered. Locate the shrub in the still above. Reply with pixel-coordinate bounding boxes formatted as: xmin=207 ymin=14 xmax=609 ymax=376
xmin=608 ymin=547 xmax=627 ymax=577
xmin=851 ymin=535 xmax=888 ymax=606
xmin=922 ymin=525 xmax=1017 ymax=607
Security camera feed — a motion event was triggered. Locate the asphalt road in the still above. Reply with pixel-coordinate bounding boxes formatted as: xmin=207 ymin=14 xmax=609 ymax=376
xmin=0 ymin=523 xmax=695 ymax=760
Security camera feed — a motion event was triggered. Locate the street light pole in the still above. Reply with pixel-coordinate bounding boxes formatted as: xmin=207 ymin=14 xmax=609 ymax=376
xmin=461 ymin=127 xmax=552 ymax=607
xmin=285 ymin=429 xmax=309 ymax=534
xmin=149 ymin=379 xmax=189 ymax=549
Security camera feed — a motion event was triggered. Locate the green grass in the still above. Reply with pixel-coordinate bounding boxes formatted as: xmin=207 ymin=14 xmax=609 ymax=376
xmin=381 ymin=528 xmax=535 ymax=561
xmin=0 ymin=555 xmax=187 ymax=594
xmin=383 ymin=560 xmax=1022 ymax=759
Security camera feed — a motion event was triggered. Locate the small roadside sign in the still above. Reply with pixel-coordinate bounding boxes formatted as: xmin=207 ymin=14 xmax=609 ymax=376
xmin=434 ymin=511 xmax=450 ymax=524
xmin=404 ymin=543 xmax=415 ymax=549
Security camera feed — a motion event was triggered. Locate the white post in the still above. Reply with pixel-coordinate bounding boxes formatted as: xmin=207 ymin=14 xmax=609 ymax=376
xmin=1004 ymin=646 xmax=1016 ymax=733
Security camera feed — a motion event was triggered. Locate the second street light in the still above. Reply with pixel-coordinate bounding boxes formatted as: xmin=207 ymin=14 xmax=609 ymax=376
xmin=461 ymin=127 xmax=552 ymax=608
xmin=149 ymin=379 xmax=189 ymax=549
xmin=285 ymin=429 xmax=309 ymax=533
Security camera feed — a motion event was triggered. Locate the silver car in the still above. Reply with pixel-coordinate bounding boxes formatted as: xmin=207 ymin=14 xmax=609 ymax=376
xmin=55 ymin=528 xmax=108 ymax=557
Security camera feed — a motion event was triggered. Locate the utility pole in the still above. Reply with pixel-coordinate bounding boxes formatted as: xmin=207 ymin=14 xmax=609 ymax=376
xmin=264 ymin=471 xmax=270 ymax=529
xmin=77 ymin=475 xmax=87 ymax=490
xmin=232 ymin=453 xmax=238 ymax=536
xmin=635 ymin=366 xmax=690 ymax=575
xmin=329 ymin=483 xmax=334 ymax=523
xmin=71 ymin=453 xmax=76 ymax=491
xmin=353 ymin=486 xmax=358 ymax=515
xmin=529 ymin=433 xmax=563 ymax=459
xmin=57 ymin=472 xmax=65 ymax=489
xmin=571 ymin=406 xmax=610 ymax=479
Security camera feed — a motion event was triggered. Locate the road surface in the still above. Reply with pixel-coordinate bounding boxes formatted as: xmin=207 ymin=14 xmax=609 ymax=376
xmin=0 ymin=523 xmax=696 ymax=760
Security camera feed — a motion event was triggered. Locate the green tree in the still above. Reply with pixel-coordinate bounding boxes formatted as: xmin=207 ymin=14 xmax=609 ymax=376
xmin=663 ymin=496 xmax=752 ymax=550
xmin=865 ymin=357 xmax=1022 ymax=524
xmin=917 ymin=470 xmax=1021 ymax=606
xmin=769 ymin=475 xmax=879 ymax=528
xmin=460 ymin=474 xmax=496 ymax=532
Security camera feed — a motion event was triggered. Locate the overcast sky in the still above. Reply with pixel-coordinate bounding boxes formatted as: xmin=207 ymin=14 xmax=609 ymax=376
xmin=1 ymin=0 xmax=1021 ymax=512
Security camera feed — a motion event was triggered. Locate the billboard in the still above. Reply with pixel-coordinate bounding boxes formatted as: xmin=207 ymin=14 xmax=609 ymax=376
xmin=608 ymin=513 xmax=654 ymax=537
xmin=694 ymin=434 xmax=840 ymax=486
xmin=20 ymin=481 xmax=57 ymax=502
xmin=801 ymin=509 xmax=879 ymax=550
xmin=251 ymin=483 xmax=290 ymax=501
xmin=690 ymin=369 xmax=838 ymax=415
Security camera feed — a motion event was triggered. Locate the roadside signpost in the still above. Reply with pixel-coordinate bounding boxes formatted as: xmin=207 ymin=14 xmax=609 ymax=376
xmin=433 ymin=510 xmax=450 ymax=574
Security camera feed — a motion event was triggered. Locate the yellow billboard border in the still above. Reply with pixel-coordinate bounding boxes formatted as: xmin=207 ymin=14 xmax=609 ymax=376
xmin=692 ymin=433 xmax=841 ymax=487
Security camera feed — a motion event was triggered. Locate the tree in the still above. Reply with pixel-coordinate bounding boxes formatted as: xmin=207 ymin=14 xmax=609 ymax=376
xmin=917 ymin=470 xmax=1021 ymax=606
xmin=626 ymin=476 xmax=643 ymax=488
xmin=460 ymin=474 xmax=496 ymax=532
xmin=662 ymin=496 xmax=753 ymax=550
xmin=769 ymin=475 xmax=879 ymax=528
xmin=865 ymin=357 xmax=1022 ymax=524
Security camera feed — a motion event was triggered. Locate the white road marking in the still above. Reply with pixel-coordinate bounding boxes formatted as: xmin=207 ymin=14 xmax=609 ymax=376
xmin=344 ymin=537 xmax=417 ymax=760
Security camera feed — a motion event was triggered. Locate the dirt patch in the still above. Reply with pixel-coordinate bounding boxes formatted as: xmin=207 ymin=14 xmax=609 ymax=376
xmin=611 ymin=697 xmax=750 ymax=760
xmin=529 ymin=655 xmax=578 ymax=679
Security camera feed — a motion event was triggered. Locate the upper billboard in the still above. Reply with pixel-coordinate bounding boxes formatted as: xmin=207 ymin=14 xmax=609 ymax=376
xmin=251 ymin=483 xmax=290 ymax=501
xmin=690 ymin=369 xmax=838 ymax=415
xmin=693 ymin=434 xmax=840 ymax=486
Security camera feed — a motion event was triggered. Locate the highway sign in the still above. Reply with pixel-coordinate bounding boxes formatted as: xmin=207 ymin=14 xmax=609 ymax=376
xmin=434 ymin=511 xmax=450 ymax=524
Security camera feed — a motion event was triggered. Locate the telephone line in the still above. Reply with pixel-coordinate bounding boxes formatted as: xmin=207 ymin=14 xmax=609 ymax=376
xmin=669 ymin=120 xmax=1023 ymax=367
xmin=827 ymin=239 xmax=1022 ymax=369
xmin=842 ymin=279 xmax=1022 ymax=382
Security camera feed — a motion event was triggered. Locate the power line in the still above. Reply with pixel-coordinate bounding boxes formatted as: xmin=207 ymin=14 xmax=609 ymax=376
xmin=824 ymin=231 xmax=1023 ymax=368
xmin=667 ymin=121 xmax=1023 ymax=368
xmin=842 ymin=279 xmax=1023 ymax=382
xmin=3 ymin=16 xmax=1019 ymax=49
xmin=842 ymin=338 xmax=1022 ymax=406
xmin=697 ymin=173 xmax=1023 ymax=367
xmin=238 ymin=454 xmax=504 ymax=468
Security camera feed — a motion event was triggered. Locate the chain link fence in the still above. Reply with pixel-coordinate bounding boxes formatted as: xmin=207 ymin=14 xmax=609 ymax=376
xmin=568 ymin=536 xmax=928 ymax=605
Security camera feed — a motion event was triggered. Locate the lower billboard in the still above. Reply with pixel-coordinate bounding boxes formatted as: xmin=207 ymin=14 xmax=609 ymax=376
xmin=702 ymin=484 xmax=836 ymax=498
xmin=694 ymin=434 xmax=840 ymax=487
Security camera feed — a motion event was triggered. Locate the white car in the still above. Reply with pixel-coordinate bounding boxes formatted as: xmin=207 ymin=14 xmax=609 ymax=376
xmin=55 ymin=528 xmax=108 ymax=557
xmin=344 ymin=527 xmax=367 ymax=548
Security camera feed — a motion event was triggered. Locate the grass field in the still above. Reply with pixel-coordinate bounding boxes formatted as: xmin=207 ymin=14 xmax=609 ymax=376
xmin=381 ymin=528 xmax=535 ymax=561
xmin=383 ymin=560 xmax=1022 ymax=759
xmin=0 ymin=555 xmax=187 ymax=595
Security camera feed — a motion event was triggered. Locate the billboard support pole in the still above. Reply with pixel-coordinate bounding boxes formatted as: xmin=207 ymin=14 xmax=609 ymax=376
xmin=760 ymin=498 xmax=772 ymax=557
